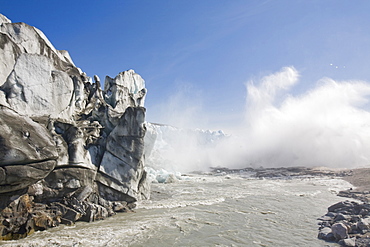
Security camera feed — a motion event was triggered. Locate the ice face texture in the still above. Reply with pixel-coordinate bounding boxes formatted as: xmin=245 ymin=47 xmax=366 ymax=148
xmin=0 ymin=13 xmax=149 ymax=239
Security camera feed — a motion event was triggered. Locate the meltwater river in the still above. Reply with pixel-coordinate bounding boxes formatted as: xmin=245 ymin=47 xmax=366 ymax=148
xmin=1 ymin=175 xmax=352 ymax=247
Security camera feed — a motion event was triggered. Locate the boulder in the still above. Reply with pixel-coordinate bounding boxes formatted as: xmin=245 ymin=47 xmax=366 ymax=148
xmin=339 ymin=237 xmax=356 ymax=247
xmin=328 ymin=201 xmax=355 ymax=214
xmin=357 ymin=218 xmax=370 ymax=233
xmin=334 ymin=213 xmax=351 ymax=222
xmin=318 ymin=227 xmax=334 ymax=241
xmin=32 ymin=211 xmax=56 ymax=230
xmin=331 ymin=222 xmax=349 ymax=241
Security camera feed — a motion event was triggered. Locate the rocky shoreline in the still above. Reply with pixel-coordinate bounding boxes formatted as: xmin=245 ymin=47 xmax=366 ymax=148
xmin=209 ymin=166 xmax=352 ymax=179
xmin=318 ymin=168 xmax=370 ymax=247
xmin=210 ymin=166 xmax=370 ymax=247
xmin=0 ymin=192 xmax=135 ymax=240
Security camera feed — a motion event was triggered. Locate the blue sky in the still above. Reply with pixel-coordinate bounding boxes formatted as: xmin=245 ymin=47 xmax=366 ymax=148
xmin=2 ymin=0 xmax=370 ymax=130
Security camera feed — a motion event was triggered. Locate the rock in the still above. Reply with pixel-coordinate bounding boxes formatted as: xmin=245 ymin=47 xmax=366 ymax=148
xmin=319 ymin=201 xmax=370 ymax=245
xmin=328 ymin=201 xmax=355 ymax=214
xmin=339 ymin=237 xmax=356 ymax=247
xmin=80 ymin=201 xmax=111 ymax=222
xmin=50 ymin=202 xmax=81 ymax=222
xmin=331 ymin=222 xmax=349 ymax=240
xmin=79 ymin=203 xmax=94 ymax=222
xmin=334 ymin=213 xmax=351 ymax=222
xmin=359 ymin=208 xmax=369 ymax=216
xmin=59 ymin=218 xmax=73 ymax=226
xmin=357 ymin=218 xmax=370 ymax=233
xmin=0 ymin=194 xmax=38 ymax=240
xmin=318 ymin=215 xmax=334 ymax=222
xmin=326 ymin=212 xmax=337 ymax=217
xmin=112 ymin=201 xmax=129 ymax=212
xmin=355 ymin=238 xmax=370 ymax=247
xmin=348 ymin=222 xmax=359 ymax=234
xmin=351 ymin=215 xmax=361 ymax=223
xmin=318 ymin=227 xmax=334 ymax=241
xmin=32 ymin=211 xmax=55 ymax=230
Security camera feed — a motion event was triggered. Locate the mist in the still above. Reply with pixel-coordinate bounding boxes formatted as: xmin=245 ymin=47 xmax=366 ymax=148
xmin=226 ymin=67 xmax=370 ymax=169
xmin=147 ymin=67 xmax=370 ymax=172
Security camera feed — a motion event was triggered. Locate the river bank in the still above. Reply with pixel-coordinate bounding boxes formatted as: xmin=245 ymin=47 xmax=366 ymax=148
xmin=0 ymin=172 xmax=348 ymax=247
xmin=0 ymin=166 xmax=365 ymax=246
xmin=317 ymin=168 xmax=370 ymax=247
xmin=210 ymin=166 xmax=370 ymax=247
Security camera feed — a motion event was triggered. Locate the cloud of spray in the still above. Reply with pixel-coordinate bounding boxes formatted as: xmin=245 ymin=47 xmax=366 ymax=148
xmin=147 ymin=66 xmax=370 ymax=171
xmin=212 ymin=66 xmax=370 ymax=169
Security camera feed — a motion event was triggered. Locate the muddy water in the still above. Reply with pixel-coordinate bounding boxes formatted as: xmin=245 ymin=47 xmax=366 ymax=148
xmin=1 ymin=175 xmax=351 ymax=247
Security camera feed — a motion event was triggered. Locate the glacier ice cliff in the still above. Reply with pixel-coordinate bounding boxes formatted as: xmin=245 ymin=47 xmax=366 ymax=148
xmin=144 ymin=123 xmax=226 ymax=174
xmin=0 ymin=13 xmax=149 ymax=239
